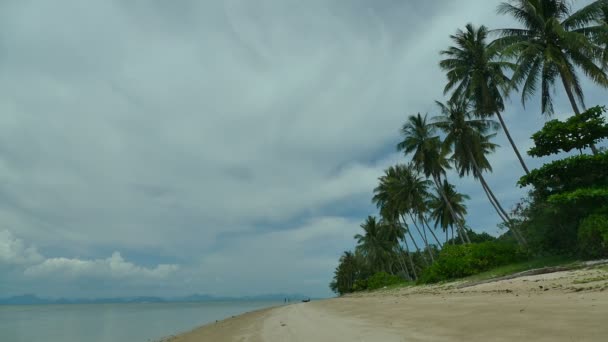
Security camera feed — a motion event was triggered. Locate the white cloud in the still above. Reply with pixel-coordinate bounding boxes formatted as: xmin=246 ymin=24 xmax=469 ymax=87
xmin=24 ymin=252 xmax=179 ymax=280
xmin=0 ymin=230 xmax=43 ymax=265
xmin=1 ymin=230 xmax=177 ymax=284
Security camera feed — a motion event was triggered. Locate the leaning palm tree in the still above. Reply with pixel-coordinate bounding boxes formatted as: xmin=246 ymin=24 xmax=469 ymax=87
xmin=432 ymin=99 xmax=526 ymax=245
xmin=440 ymin=24 xmax=530 ymax=175
xmin=354 ymin=216 xmax=392 ymax=274
xmin=495 ymin=0 xmax=608 ymax=129
xmin=397 ymin=113 xmax=471 ymax=243
xmin=429 ymin=180 xmax=470 ymax=245
xmin=381 ymin=219 xmax=414 ymax=280
xmin=373 ymin=164 xmax=435 ymax=263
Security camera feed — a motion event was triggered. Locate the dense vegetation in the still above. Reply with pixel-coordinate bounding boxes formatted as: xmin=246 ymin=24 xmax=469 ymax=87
xmin=330 ymin=0 xmax=608 ymax=296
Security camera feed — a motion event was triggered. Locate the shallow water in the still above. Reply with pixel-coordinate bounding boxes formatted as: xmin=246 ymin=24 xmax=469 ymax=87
xmin=0 ymin=301 xmax=278 ymax=342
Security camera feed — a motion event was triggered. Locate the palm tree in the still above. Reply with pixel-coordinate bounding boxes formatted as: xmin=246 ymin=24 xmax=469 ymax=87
xmin=495 ymin=1 xmax=608 ymax=149
xmin=381 ymin=219 xmax=414 ymax=280
xmin=440 ymin=24 xmax=530 ymax=175
xmin=354 ymin=216 xmax=392 ymax=273
xmin=432 ymin=99 xmax=527 ymax=245
xmin=429 ymin=180 xmax=470 ymax=245
xmin=372 ymin=164 xmax=435 ymax=263
xmin=575 ymin=1 xmax=608 ymax=69
xmin=398 ymin=113 xmax=471 ymax=243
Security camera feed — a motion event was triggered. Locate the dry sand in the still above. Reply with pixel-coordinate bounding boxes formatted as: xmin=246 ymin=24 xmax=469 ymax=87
xmin=165 ymin=265 xmax=608 ymax=341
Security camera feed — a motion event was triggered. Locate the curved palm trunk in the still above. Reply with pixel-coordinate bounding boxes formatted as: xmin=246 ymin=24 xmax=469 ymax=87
xmin=560 ymin=75 xmax=598 ymax=154
xmin=402 ymin=238 xmax=417 ymax=280
xmin=451 ymin=225 xmax=455 ymax=245
xmin=401 ymin=215 xmax=429 ymax=266
xmin=396 ymin=246 xmax=411 ymax=281
xmin=422 ymin=215 xmax=443 ymax=248
xmin=480 ymin=179 xmax=509 ymax=223
xmin=469 ymin=151 xmax=527 ymax=245
xmin=432 ymin=175 xmax=471 ymax=243
xmin=409 ymin=213 xmax=435 ymax=262
xmin=495 ymin=111 xmax=530 ymax=175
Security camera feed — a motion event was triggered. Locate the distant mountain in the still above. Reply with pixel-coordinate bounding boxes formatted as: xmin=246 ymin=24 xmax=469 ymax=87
xmin=0 ymin=293 xmax=310 ymax=305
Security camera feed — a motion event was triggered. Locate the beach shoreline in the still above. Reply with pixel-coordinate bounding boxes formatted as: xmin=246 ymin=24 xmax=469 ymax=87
xmin=166 ymin=265 xmax=608 ymax=341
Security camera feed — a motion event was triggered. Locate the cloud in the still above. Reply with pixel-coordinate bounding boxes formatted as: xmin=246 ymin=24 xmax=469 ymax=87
xmin=0 ymin=230 xmax=44 ymax=266
xmin=1 ymin=229 xmax=177 ymax=285
xmin=0 ymin=0 xmax=605 ymax=298
xmin=24 ymin=252 xmax=179 ymax=280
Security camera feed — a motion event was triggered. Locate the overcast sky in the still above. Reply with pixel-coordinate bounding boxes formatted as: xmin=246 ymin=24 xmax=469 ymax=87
xmin=0 ymin=0 xmax=604 ymax=299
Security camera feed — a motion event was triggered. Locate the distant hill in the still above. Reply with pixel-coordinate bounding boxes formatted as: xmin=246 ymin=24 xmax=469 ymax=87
xmin=0 ymin=293 xmax=310 ymax=305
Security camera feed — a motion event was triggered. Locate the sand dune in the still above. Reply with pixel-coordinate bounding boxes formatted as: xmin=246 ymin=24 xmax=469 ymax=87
xmin=168 ymin=266 xmax=608 ymax=341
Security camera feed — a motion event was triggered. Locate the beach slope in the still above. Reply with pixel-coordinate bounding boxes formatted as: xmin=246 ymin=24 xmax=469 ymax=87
xmin=168 ymin=266 xmax=608 ymax=341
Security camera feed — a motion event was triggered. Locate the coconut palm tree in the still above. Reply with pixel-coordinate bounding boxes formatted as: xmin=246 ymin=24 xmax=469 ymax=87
xmin=373 ymin=164 xmax=435 ymax=263
xmin=432 ymin=99 xmax=526 ymax=245
xmin=397 ymin=114 xmax=471 ymax=243
xmin=354 ymin=216 xmax=392 ymax=273
xmin=495 ymin=0 xmax=608 ymax=130
xmin=570 ymin=1 xmax=608 ymax=69
xmin=429 ymin=180 xmax=470 ymax=245
xmin=440 ymin=24 xmax=530 ymax=175
xmin=381 ymin=219 xmax=414 ymax=280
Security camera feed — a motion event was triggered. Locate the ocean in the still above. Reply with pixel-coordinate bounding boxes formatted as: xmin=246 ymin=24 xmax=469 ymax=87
xmin=0 ymin=301 xmax=279 ymax=342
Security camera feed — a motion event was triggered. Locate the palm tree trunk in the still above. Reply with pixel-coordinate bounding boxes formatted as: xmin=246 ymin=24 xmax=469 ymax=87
xmin=422 ymin=216 xmax=443 ymax=248
xmin=409 ymin=213 xmax=435 ymax=262
xmin=469 ymin=151 xmax=527 ymax=245
xmin=402 ymin=237 xmax=417 ymax=280
xmin=432 ymin=175 xmax=470 ymax=244
xmin=480 ymin=178 xmax=509 ymax=223
xmin=560 ymin=76 xmax=598 ymax=154
xmin=495 ymin=111 xmax=530 ymax=175
xmin=445 ymin=228 xmax=448 ymax=246
xmin=401 ymin=215 xmax=429 ymax=266
xmin=451 ymin=225 xmax=455 ymax=244
xmin=396 ymin=246 xmax=411 ymax=281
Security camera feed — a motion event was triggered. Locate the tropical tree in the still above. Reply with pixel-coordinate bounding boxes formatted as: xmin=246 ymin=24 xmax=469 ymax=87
xmin=440 ymin=23 xmax=530 ymax=175
xmin=432 ymin=99 xmax=527 ymax=245
xmin=372 ymin=164 xmax=435 ymax=263
xmin=579 ymin=1 xmax=608 ymax=69
xmin=429 ymin=180 xmax=470 ymax=245
xmin=495 ymin=0 xmax=608 ymax=153
xmin=354 ymin=216 xmax=393 ymax=273
xmin=329 ymin=251 xmax=364 ymax=295
xmin=397 ymin=113 xmax=471 ymax=243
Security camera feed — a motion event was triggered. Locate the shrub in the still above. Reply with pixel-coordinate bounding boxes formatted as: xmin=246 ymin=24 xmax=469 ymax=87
xmin=366 ymin=272 xmax=404 ymax=290
xmin=352 ymin=279 xmax=368 ymax=292
xmin=419 ymin=242 xmax=525 ymax=284
xmin=578 ymin=214 xmax=608 ymax=259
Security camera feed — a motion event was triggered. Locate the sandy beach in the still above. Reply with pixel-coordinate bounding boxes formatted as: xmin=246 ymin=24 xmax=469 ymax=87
xmin=166 ymin=265 xmax=608 ymax=341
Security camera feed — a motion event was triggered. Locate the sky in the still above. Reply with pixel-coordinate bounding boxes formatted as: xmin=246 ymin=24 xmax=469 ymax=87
xmin=0 ymin=0 xmax=605 ymax=299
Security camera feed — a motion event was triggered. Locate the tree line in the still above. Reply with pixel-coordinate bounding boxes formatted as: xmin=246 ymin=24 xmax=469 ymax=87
xmin=331 ymin=0 xmax=608 ymax=295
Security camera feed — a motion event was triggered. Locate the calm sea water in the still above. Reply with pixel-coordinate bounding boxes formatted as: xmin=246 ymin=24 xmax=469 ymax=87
xmin=0 ymin=301 xmax=279 ymax=342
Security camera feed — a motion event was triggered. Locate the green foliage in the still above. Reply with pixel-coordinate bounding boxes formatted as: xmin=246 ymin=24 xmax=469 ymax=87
xmin=518 ymin=152 xmax=608 ymax=198
xmin=528 ymin=106 xmax=608 ymax=157
xmin=329 ymin=251 xmax=369 ymax=295
xmin=352 ymin=278 xmax=368 ymax=292
xmin=578 ymin=214 xmax=608 ymax=259
xmin=548 ymin=187 xmax=608 ymax=205
xmin=366 ymin=272 xmax=405 ymax=290
xmin=419 ymin=242 xmax=524 ymax=284
xmin=515 ymin=106 xmax=608 ymax=256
